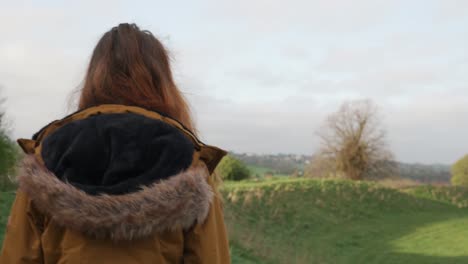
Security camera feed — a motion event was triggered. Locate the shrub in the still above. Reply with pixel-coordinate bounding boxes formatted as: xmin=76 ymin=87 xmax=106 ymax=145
xmin=216 ymin=155 xmax=250 ymax=181
xmin=0 ymin=133 xmax=18 ymax=191
xmin=451 ymin=155 xmax=468 ymax=187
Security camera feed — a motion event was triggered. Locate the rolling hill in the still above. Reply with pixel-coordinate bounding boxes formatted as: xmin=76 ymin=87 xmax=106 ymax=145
xmin=222 ymin=178 xmax=468 ymax=263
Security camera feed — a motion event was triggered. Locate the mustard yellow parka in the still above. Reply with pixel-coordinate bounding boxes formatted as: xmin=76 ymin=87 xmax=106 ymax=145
xmin=0 ymin=105 xmax=231 ymax=264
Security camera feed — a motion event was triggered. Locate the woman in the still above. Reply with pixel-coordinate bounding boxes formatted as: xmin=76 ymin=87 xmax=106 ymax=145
xmin=0 ymin=23 xmax=230 ymax=264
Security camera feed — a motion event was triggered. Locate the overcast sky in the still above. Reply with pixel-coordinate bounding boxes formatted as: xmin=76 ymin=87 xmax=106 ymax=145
xmin=1 ymin=0 xmax=467 ymax=164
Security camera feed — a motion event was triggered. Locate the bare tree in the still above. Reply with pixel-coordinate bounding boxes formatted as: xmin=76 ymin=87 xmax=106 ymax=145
xmin=312 ymin=99 xmax=397 ymax=180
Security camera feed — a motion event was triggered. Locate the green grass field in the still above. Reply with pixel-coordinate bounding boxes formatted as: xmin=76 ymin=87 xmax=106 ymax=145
xmin=2 ymin=180 xmax=468 ymax=263
xmin=222 ymin=178 xmax=468 ymax=264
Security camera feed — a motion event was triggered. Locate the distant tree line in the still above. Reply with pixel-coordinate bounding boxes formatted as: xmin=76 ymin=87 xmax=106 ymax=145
xmin=398 ymin=162 xmax=451 ymax=184
xmin=232 ymin=153 xmax=309 ymax=175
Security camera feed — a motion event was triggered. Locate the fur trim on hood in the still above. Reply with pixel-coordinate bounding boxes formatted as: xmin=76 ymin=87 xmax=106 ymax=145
xmin=17 ymin=155 xmax=214 ymax=241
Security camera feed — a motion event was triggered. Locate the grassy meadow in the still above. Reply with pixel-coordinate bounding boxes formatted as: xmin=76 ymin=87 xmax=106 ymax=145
xmin=223 ymin=178 xmax=468 ymax=264
xmin=2 ymin=179 xmax=468 ymax=263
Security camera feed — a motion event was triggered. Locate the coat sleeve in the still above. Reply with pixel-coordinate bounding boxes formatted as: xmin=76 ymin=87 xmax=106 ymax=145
xmin=183 ymin=177 xmax=230 ymax=264
xmin=0 ymin=191 xmax=44 ymax=264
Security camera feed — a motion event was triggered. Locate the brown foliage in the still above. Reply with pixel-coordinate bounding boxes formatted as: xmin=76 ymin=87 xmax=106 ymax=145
xmin=312 ymin=99 xmax=397 ymax=180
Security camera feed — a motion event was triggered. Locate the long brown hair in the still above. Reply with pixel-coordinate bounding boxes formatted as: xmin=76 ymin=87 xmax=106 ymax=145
xmin=78 ymin=23 xmax=195 ymax=132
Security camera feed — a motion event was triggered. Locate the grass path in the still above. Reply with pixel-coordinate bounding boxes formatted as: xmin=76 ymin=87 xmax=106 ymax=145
xmin=392 ymin=217 xmax=468 ymax=257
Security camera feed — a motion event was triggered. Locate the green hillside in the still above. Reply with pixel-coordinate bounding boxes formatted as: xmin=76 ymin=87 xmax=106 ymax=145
xmin=222 ymin=178 xmax=468 ymax=264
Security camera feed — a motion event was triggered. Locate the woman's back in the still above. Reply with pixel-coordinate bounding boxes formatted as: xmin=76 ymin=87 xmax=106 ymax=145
xmin=1 ymin=105 xmax=229 ymax=264
xmin=0 ymin=23 xmax=231 ymax=264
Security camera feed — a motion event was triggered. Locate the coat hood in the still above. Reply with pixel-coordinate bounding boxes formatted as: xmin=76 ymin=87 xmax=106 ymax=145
xmin=16 ymin=104 xmax=226 ymax=241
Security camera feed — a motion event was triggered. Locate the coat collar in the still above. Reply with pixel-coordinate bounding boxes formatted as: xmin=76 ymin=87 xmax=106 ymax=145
xmin=18 ymin=155 xmax=213 ymax=241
